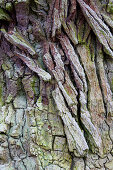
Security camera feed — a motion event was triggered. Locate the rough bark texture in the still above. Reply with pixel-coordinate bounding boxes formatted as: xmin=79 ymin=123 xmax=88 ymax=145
xmin=0 ymin=0 xmax=113 ymax=169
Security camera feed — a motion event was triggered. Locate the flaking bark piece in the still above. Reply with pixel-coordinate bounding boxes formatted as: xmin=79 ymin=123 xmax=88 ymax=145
xmin=46 ymin=0 xmax=56 ymax=38
xmin=96 ymin=42 xmax=113 ymax=117
xmin=43 ymin=52 xmax=55 ymax=72
xmin=58 ymin=81 xmax=78 ymax=119
xmin=1 ymin=28 xmax=36 ymax=56
xmin=101 ymin=12 xmax=113 ymax=29
xmin=77 ymin=44 xmax=105 ymax=123
xmin=62 ymin=21 xmax=78 ymax=45
xmin=70 ymin=64 xmax=84 ymax=91
xmin=15 ymin=0 xmax=29 ymax=2
xmin=59 ymin=34 xmax=87 ymax=92
xmin=44 ymin=53 xmax=78 ymax=116
xmin=77 ymin=0 xmax=113 ymax=58
xmin=52 ymin=0 xmax=61 ymax=37
xmin=43 ymin=42 xmax=78 ymax=116
xmin=43 ymin=41 xmax=65 ymax=82
xmin=29 ymin=15 xmax=46 ymax=41
xmin=14 ymin=50 xmax=51 ymax=81
xmin=49 ymin=43 xmax=65 ymax=82
xmin=15 ymin=1 xmax=29 ymax=30
xmin=52 ymin=86 xmax=89 ymax=157
xmin=89 ymin=0 xmax=102 ymax=18
xmin=50 ymin=43 xmax=64 ymax=70
xmin=62 ymin=73 xmax=78 ymax=117
xmin=59 ymin=0 xmax=68 ymax=21
xmin=80 ymin=91 xmax=102 ymax=151
xmin=67 ymin=0 xmax=76 ymax=21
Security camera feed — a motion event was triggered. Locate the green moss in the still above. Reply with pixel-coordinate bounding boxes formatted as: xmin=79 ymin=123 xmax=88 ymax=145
xmin=77 ymin=22 xmax=85 ymax=43
xmin=0 ymin=1 xmax=5 ymax=9
xmin=107 ymin=2 xmax=113 ymax=14
xmin=0 ymin=85 xmax=3 ymax=106
xmin=0 ymin=7 xmax=11 ymax=21
xmin=0 ymin=84 xmax=4 ymax=106
xmin=2 ymin=63 xmax=10 ymax=71
xmin=85 ymin=36 xmax=96 ymax=62
xmin=110 ymin=78 xmax=113 ymax=92
xmin=6 ymin=3 xmax=13 ymax=12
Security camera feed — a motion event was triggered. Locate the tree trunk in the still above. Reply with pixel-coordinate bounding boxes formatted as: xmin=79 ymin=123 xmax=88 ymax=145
xmin=0 ymin=0 xmax=113 ymax=169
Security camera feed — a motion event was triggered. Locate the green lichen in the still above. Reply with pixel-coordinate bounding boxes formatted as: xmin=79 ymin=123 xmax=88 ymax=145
xmin=37 ymin=130 xmax=52 ymax=150
xmin=48 ymin=96 xmax=58 ymax=113
xmin=30 ymin=76 xmax=39 ymax=97
xmin=6 ymin=94 xmax=13 ymax=103
xmin=36 ymin=96 xmax=43 ymax=110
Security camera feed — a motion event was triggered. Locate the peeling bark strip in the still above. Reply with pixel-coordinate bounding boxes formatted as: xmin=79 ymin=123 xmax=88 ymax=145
xmin=52 ymin=0 xmax=61 ymax=37
xmin=101 ymin=12 xmax=113 ymax=29
xmin=14 ymin=51 xmax=51 ymax=81
xmin=77 ymin=44 xmax=105 ymax=121
xmin=67 ymin=0 xmax=76 ymax=21
xmin=96 ymin=42 xmax=113 ymax=116
xmin=77 ymin=0 xmax=113 ymax=58
xmin=79 ymin=91 xmax=102 ymax=150
xmin=44 ymin=39 xmax=103 ymax=154
xmin=52 ymin=86 xmax=89 ymax=156
xmin=59 ymin=0 xmax=68 ymax=20
xmin=1 ymin=29 xmax=51 ymax=81
xmin=62 ymin=21 xmax=78 ymax=45
xmin=43 ymin=43 xmax=78 ymax=117
xmin=49 ymin=43 xmax=65 ymax=82
xmin=59 ymin=34 xmax=87 ymax=92
xmin=15 ymin=1 xmax=29 ymax=30
xmin=46 ymin=0 xmax=56 ymax=37
xmin=43 ymin=42 xmax=64 ymax=82
xmin=1 ymin=29 xmax=36 ymax=56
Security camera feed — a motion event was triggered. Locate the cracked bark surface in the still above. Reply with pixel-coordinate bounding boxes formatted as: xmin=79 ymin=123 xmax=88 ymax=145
xmin=0 ymin=0 xmax=113 ymax=169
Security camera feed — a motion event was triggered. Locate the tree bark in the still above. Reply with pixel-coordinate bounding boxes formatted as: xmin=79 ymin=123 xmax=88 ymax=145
xmin=0 ymin=0 xmax=113 ymax=169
